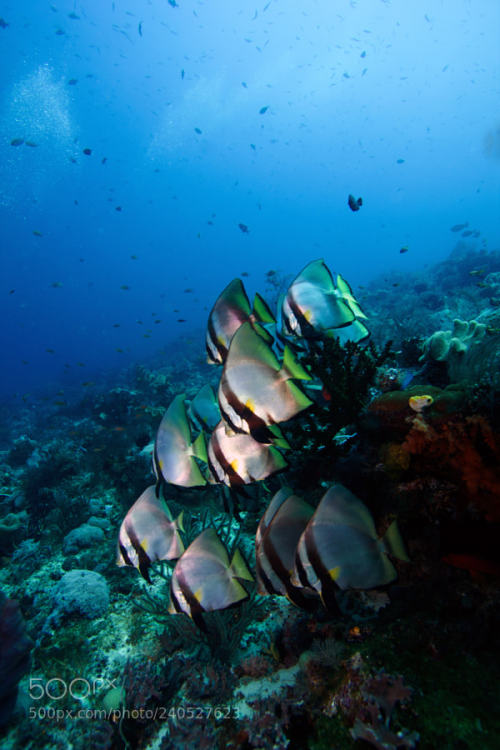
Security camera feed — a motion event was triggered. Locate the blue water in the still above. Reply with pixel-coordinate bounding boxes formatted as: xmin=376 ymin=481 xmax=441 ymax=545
xmin=1 ymin=0 xmax=499 ymax=400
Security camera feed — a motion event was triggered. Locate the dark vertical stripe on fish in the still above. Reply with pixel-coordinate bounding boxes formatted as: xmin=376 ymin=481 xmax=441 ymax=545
xmin=295 ymin=548 xmax=311 ymax=589
xmin=220 ymin=377 xmax=276 ymax=443
xmin=153 ymin=443 xmax=164 ymax=497
xmin=209 ymin=430 xmax=245 ymax=486
xmin=262 ymin=533 xmax=317 ymax=610
xmin=119 ymin=542 xmax=134 ymax=568
xmin=125 ymin=520 xmax=152 ymax=578
xmin=285 ymin=294 xmax=315 ymax=337
xmin=207 ymin=317 xmax=227 ymax=363
xmin=304 ymin=524 xmax=340 ymax=612
xmin=175 ymin=564 xmax=207 ymax=630
xmin=169 ymin=586 xmax=184 ymax=614
xmin=255 ymin=554 xmax=281 ymax=596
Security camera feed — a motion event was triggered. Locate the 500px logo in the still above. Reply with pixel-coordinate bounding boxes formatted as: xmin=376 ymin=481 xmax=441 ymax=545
xmin=29 ymin=677 xmax=118 ymax=701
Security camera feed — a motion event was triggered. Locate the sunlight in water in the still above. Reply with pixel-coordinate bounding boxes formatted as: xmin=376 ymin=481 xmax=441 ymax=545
xmin=0 ymin=64 xmax=78 ymax=205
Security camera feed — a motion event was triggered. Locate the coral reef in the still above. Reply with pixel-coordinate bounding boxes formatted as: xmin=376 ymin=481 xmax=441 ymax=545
xmin=1 ymin=247 xmax=500 ymax=749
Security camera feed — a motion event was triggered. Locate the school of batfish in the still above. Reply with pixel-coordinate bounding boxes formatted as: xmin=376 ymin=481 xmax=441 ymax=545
xmin=117 ymin=259 xmax=407 ymax=628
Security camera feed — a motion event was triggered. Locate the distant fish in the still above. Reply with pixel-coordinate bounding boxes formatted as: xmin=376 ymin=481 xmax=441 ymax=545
xmin=120 ymin=285 xmax=130 ymax=290
xmin=348 ymin=194 xmax=362 ymax=211
xmin=360 ymin=50 xmax=366 ymax=58
xmin=238 ymin=223 xmax=250 ymax=233
xmin=259 ymin=106 xmax=269 ymax=114
xmin=396 ymin=158 xmax=405 ymax=164
xmin=461 ymin=230 xmax=473 ymax=237
xmin=181 ymin=69 xmax=184 ymax=79
xmin=0 ymin=18 xmax=9 ymax=28
xmin=10 ymin=138 xmax=24 ymax=147
xmin=83 ymin=148 xmax=92 ymax=155
xmin=32 ymin=230 xmax=43 ymax=237
xmin=168 ymin=528 xmax=253 ymax=629
xmin=242 ymin=81 xmax=248 ymax=88
xmin=450 ymin=222 xmax=468 ymax=232
xmin=138 ymin=21 xmax=143 ymax=36
xmin=194 ymin=127 xmax=202 ymax=134
xmin=68 ymin=78 xmax=78 ymax=85
xmin=117 ymin=485 xmax=184 ymax=583
xmin=68 ymin=11 xmax=80 ymax=19
xmin=400 ymin=246 xmax=409 ymax=254
xmin=168 ymin=0 xmax=179 ymax=6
